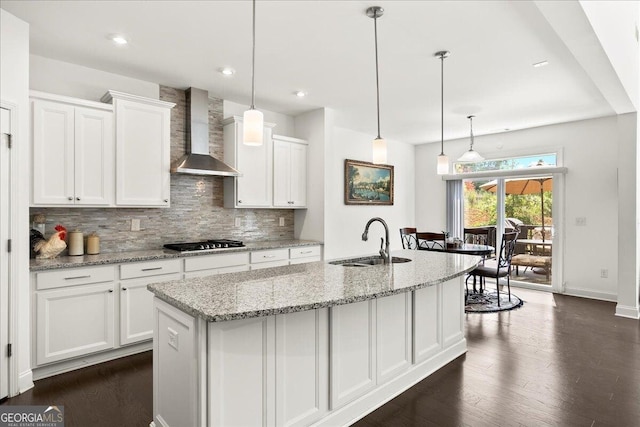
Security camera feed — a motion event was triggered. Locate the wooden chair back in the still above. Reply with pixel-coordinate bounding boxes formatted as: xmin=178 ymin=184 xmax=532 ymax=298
xmin=399 ymin=227 xmax=418 ymax=249
xmin=416 ymin=232 xmax=446 ymax=250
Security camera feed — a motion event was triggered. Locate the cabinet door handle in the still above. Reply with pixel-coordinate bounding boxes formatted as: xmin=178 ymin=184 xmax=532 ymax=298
xmin=108 ymin=289 xmax=113 ymax=293
xmin=142 ymin=267 xmax=163 ymax=271
xmin=76 ymin=197 xmax=81 ymax=201
xmin=164 ymin=199 xmax=168 ymax=203
xmin=238 ymin=200 xmax=242 ymax=204
xmin=68 ymin=196 xmax=73 ymax=201
xmin=64 ymin=275 xmax=91 ymax=280
xmin=122 ymin=287 xmax=127 ymax=291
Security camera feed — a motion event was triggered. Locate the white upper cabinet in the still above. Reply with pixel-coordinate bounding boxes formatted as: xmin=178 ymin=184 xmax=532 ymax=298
xmin=223 ymin=116 xmax=276 ymax=208
xmin=102 ymin=91 xmax=175 ymax=207
xmin=273 ymin=135 xmax=307 ymax=208
xmin=31 ymin=93 xmax=114 ymax=206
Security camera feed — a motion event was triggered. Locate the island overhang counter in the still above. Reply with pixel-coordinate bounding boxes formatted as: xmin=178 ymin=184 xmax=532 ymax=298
xmin=148 ymin=249 xmax=480 ymax=427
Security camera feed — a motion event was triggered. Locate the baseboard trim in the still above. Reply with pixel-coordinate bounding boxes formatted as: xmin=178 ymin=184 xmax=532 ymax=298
xmin=17 ymin=369 xmax=34 ymax=394
xmin=615 ymin=304 xmax=640 ymax=319
xmin=32 ymin=341 xmax=152 ymax=381
xmin=563 ymin=287 xmax=617 ymax=303
xmin=310 ymin=339 xmax=467 ymax=427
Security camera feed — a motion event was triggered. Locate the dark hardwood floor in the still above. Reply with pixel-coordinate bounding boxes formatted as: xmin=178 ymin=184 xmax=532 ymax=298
xmin=2 ymin=288 xmax=639 ymax=427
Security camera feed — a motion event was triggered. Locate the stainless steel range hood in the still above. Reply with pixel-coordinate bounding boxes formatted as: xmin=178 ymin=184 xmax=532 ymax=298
xmin=171 ymin=88 xmax=241 ymax=176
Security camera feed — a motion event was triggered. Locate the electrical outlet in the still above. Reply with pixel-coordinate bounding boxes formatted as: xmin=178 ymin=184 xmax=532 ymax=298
xmin=168 ymin=327 xmax=179 ymax=350
xmin=600 ymin=269 xmax=608 ymax=279
xmin=235 ymin=217 xmax=241 ymax=227
xmin=575 ymin=217 xmax=587 ymax=226
xmin=279 ymin=217 xmax=285 ymax=226
xmin=131 ymin=218 xmax=141 ymax=231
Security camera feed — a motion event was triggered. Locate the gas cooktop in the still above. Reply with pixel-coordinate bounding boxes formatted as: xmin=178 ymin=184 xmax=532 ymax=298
xmin=164 ymin=239 xmax=245 ymax=253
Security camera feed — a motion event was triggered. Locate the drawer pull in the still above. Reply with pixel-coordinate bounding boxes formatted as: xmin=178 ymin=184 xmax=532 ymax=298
xmin=300 ymin=250 xmax=313 ymax=254
xmin=142 ymin=267 xmax=163 ymax=271
xmin=263 ymin=255 xmax=276 ymax=258
xmin=64 ymin=275 xmax=91 ymax=280
xmin=122 ymin=287 xmax=127 ymax=291
xmin=108 ymin=289 xmax=113 ymax=293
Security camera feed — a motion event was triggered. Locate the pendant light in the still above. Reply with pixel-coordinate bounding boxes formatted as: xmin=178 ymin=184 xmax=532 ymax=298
xmin=243 ymin=0 xmax=264 ymax=146
xmin=435 ymin=51 xmax=450 ymax=175
xmin=367 ymin=6 xmax=387 ymax=165
xmin=458 ymin=115 xmax=485 ymax=162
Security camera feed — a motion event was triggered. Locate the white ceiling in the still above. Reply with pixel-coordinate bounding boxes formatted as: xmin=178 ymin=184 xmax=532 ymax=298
xmin=1 ymin=0 xmax=618 ymax=144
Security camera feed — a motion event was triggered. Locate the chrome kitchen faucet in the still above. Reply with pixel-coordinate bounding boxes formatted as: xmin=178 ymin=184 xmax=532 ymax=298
xmin=362 ymin=217 xmax=391 ymax=264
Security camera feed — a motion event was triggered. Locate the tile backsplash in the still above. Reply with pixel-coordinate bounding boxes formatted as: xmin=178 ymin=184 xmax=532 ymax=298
xmin=29 ymin=86 xmax=294 ymax=253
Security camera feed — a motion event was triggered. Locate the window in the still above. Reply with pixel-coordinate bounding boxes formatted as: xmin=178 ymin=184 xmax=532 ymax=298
xmin=454 ymin=153 xmax=557 ymax=174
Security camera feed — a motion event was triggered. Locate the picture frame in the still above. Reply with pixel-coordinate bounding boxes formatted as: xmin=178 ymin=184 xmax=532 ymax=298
xmin=344 ymin=159 xmax=394 ymax=205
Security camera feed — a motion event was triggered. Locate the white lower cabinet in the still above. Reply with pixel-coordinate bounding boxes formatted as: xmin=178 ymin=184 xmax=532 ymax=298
xmin=413 ymin=285 xmax=442 ymax=363
xmin=329 ymin=300 xmax=377 ymax=409
xmin=250 ymin=249 xmax=290 ymax=270
xmin=36 ymin=282 xmax=115 ymax=365
xmin=376 ymin=292 xmax=412 ymax=384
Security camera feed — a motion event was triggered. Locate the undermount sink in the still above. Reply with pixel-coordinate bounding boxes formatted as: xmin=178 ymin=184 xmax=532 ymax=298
xmin=329 ymin=256 xmax=412 ymax=267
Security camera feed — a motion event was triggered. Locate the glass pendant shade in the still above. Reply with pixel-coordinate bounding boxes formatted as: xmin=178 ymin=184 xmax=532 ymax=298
xmin=243 ymin=108 xmax=264 ymax=146
xmin=437 ymin=153 xmax=449 ymax=175
xmin=457 ymin=149 xmax=484 ymax=163
xmin=372 ymin=137 xmax=387 ymax=164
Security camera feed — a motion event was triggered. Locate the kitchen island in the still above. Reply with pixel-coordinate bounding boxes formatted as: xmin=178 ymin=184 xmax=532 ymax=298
xmin=148 ymin=249 xmax=479 ymax=427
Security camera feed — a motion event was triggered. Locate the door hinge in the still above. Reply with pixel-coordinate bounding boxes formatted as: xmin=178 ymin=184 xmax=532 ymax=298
xmin=7 ymin=239 xmax=11 ymax=253
xmin=7 ymin=344 xmax=12 ymax=357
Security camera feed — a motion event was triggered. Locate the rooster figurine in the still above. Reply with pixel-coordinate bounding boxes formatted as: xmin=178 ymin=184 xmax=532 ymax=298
xmin=33 ymin=224 xmax=67 ymax=259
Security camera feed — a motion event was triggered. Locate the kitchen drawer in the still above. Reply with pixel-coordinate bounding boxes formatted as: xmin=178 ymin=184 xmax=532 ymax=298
xmin=250 ymin=249 xmax=289 ymax=264
xmin=120 ymin=259 xmax=181 ymax=280
xmin=250 ymin=259 xmax=290 ymax=270
xmin=290 ymin=246 xmax=321 ymax=260
xmin=289 ymin=256 xmax=321 ymax=265
xmin=184 ymin=264 xmax=250 ymax=279
xmin=35 ymin=265 xmax=115 ymax=291
xmin=184 ymin=252 xmax=249 ymax=272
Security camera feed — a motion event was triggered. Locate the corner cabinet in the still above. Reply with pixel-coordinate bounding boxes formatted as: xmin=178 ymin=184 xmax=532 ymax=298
xmin=222 ymin=116 xmax=276 ymax=208
xmin=273 ymin=135 xmax=307 ymax=208
xmin=31 ymin=92 xmax=114 ymax=206
xmin=101 ymin=91 xmax=175 ymax=207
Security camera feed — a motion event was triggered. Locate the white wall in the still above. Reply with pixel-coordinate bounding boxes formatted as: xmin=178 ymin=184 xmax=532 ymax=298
xmin=30 ymin=55 xmax=159 ymax=101
xmin=323 ymin=127 xmax=415 ymax=260
xmin=293 ymin=108 xmax=329 ymax=242
xmin=223 ymin=100 xmax=295 ymax=137
xmin=0 ymin=8 xmax=33 ymax=394
xmin=415 ymin=115 xmax=633 ymax=303
xmin=579 ymin=0 xmax=640 ymax=110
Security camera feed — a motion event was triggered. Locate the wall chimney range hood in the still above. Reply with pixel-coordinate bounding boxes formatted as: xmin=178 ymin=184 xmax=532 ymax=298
xmin=171 ymin=88 xmax=241 ymax=176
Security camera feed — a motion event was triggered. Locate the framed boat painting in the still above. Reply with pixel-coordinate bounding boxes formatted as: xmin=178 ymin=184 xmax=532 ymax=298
xmin=344 ymin=159 xmax=394 ymax=205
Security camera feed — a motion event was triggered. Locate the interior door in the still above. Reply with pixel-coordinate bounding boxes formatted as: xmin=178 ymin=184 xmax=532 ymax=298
xmin=0 ymin=106 xmax=11 ymax=400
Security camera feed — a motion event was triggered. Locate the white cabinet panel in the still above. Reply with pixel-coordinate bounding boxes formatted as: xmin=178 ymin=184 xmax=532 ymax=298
xmin=209 ymin=316 xmax=275 ymax=427
xmin=120 ymin=273 xmax=180 ymax=346
xmin=184 ymin=252 xmax=249 ymax=273
xmin=376 ymin=293 xmax=412 ymax=384
xmin=34 ymin=265 xmax=115 ymax=291
xmin=329 ymin=300 xmax=376 ymax=410
xmin=251 ymin=249 xmax=289 ymax=264
xmin=73 ymin=107 xmax=114 ymax=205
xmin=120 ymin=259 xmax=181 ymax=280
xmin=273 ymin=136 xmax=307 ymax=208
xmin=223 ymin=116 xmax=275 ymax=208
xmin=413 ymin=286 xmax=441 ymax=363
xmin=442 ymin=279 xmax=464 ymax=348
xmin=102 ymin=91 xmax=174 ymax=207
xmin=36 ymin=282 xmax=115 ymax=365
xmin=184 ymin=264 xmax=249 ymax=279
xmin=275 ymin=309 xmax=328 ymax=427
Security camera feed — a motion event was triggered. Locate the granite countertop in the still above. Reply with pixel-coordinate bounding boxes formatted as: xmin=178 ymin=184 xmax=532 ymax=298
xmin=148 ymin=250 xmax=480 ymax=322
xmin=30 ymin=239 xmax=322 ymax=271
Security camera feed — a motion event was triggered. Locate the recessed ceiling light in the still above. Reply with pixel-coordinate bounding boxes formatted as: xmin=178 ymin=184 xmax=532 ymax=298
xmin=294 ymin=91 xmax=306 ymax=98
xmin=219 ymin=67 xmax=235 ymax=76
xmin=533 ymin=60 xmax=548 ymax=68
xmin=110 ymin=35 xmax=128 ymax=45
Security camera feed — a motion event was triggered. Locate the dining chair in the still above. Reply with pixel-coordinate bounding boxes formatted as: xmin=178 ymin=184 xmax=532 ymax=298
xmin=466 ymin=231 xmax=518 ymax=307
xmin=416 ymin=232 xmax=446 ymax=250
xmin=399 ymin=227 xmax=418 ymax=249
